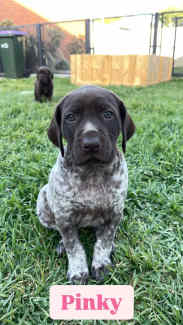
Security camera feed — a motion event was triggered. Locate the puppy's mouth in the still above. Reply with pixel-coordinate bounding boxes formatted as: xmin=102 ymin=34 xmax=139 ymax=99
xmin=84 ymin=156 xmax=104 ymax=164
xmin=76 ymin=152 xmax=112 ymax=166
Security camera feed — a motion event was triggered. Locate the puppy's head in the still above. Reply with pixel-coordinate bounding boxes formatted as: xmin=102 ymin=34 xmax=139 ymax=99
xmin=37 ymin=66 xmax=53 ymax=85
xmin=48 ymin=85 xmax=135 ymax=165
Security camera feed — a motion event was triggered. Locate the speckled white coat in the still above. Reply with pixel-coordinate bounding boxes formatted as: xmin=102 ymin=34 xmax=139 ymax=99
xmin=37 ymin=149 xmax=128 ymax=283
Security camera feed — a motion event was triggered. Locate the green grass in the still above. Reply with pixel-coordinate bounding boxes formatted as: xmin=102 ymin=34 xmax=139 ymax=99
xmin=0 ymin=76 xmax=183 ymax=324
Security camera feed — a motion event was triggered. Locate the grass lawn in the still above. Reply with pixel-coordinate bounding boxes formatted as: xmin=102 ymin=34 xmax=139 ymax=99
xmin=0 ymin=76 xmax=183 ymax=324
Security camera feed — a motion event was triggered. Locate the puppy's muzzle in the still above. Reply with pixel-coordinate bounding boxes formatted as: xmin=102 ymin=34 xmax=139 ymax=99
xmin=81 ymin=131 xmax=100 ymax=153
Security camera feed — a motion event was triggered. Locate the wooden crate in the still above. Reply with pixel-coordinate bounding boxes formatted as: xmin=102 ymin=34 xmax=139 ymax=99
xmin=70 ymin=54 xmax=173 ymax=87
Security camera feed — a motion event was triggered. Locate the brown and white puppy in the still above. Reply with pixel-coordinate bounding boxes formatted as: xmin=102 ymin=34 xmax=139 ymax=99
xmin=34 ymin=66 xmax=53 ymax=102
xmin=36 ymin=85 xmax=135 ymax=283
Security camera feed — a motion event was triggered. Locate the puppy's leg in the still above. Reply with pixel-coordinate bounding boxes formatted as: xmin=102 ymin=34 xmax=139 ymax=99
xmin=57 ymin=224 xmax=89 ymax=284
xmin=37 ymin=186 xmax=66 ymax=257
xmin=47 ymin=88 xmax=53 ymax=101
xmin=91 ymin=216 xmax=120 ymax=281
xmin=37 ymin=185 xmax=57 ymax=230
xmin=34 ymin=86 xmax=40 ymax=102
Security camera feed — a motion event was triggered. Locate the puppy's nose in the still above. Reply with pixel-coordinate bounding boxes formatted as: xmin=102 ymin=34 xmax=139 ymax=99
xmin=82 ymin=134 xmax=100 ymax=152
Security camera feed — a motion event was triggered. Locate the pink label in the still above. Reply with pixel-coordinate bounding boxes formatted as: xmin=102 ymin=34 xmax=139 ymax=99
xmin=50 ymin=285 xmax=134 ymax=320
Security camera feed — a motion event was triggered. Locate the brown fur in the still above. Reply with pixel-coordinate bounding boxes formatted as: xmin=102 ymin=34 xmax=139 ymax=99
xmin=34 ymin=66 xmax=53 ymax=102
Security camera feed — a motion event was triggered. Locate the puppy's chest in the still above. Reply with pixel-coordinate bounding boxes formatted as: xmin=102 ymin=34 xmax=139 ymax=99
xmin=71 ymin=173 xmax=118 ymax=207
xmin=50 ymin=158 xmax=128 ymax=227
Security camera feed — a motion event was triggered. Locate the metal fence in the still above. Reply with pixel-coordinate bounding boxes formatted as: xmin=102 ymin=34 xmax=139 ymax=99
xmin=0 ymin=12 xmax=183 ymax=76
xmin=90 ymin=12 xmax=183 ymax=77
xmin=0 ymin=19 xmax=88 ymax=75
xmin=171 ymin=15 xmax=183 ymax=76
xmin=149 ymin=11 xmax=183 ymax=76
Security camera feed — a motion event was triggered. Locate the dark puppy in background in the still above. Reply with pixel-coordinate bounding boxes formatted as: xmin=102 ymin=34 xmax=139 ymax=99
xmin=37 ymin=85 xmax=135 ymax=283
xmin=34 ymin=66 xmax=53 ymax=102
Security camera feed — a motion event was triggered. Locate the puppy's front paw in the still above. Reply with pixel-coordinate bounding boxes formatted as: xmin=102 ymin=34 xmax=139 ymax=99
xmin=68 ymin=271 xmax=89 ymax=284
xmin=91 ymin=260 xmax=113 ymax=281
xmin=67 ymin=261 xmax=89 ymax=284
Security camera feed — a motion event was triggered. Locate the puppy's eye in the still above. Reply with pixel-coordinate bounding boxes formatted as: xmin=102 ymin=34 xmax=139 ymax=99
xmin=65 ymin=113 xmax=76 ymax=122
xmin=103 ymin=111 xmax=113 ymax=119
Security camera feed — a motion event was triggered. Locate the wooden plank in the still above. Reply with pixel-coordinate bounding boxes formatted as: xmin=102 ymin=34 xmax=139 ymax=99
xmin=91 ymin=55 xmax=111 ymax=85
xmin=134 ymin=55 xmax=149 ymax=86
xmin=127 ymin=55 xmax=137 ymax=86
xmin=70 ymin=55 xmax=76 ymax=84
xmin=122 ymin=55 xmax=131 ymax=85
xmin=80 ymin=54 xmax=87 ymax=84
xmin=147 ymin=55 xmax=157 ymax=85
xmin=73 ymin=54 xmax=81 ymax=84
xmin=161 ymin=56 xmax=171 ymax=82
xmin=158 ymin=56 xmax=164 ymax=82
xmin=111 ymin=55 xmax=128 ymax=85
xmin=168 ymin=58 xmax=173 ymax=80
xmin=86 ymin=55 xmax=93 ymax=84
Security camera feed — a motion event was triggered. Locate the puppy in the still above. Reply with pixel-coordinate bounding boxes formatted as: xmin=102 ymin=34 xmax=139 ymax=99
xmin=37 ymin=85 xmax=135 ymax=283
xmin=34 ymin=66 xmax=53 ymax=102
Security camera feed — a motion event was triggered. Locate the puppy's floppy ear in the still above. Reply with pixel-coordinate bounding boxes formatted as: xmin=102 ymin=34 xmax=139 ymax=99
xmin=45 ymin=68 xmax=53 ymax=79
xmin=118 ymin=99 xmax=136 ymax=153
xmin=48 ymin=100 xmax=65 ymax=157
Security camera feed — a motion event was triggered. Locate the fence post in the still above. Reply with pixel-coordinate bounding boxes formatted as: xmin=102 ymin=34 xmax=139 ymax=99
xmin=85 ymin=19 xmax=91 ymax=54
xmin=153 ymin=13 xmax=159 ymax=55
xmin=172 ymin=17 xmax=178 ymax=76
xmin=36 ymin=24 xmax=44 ymax=66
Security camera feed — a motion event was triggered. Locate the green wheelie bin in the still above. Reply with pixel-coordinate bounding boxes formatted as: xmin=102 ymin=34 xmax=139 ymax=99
xmin=0 ymin=30 xmax=27 ymax=78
